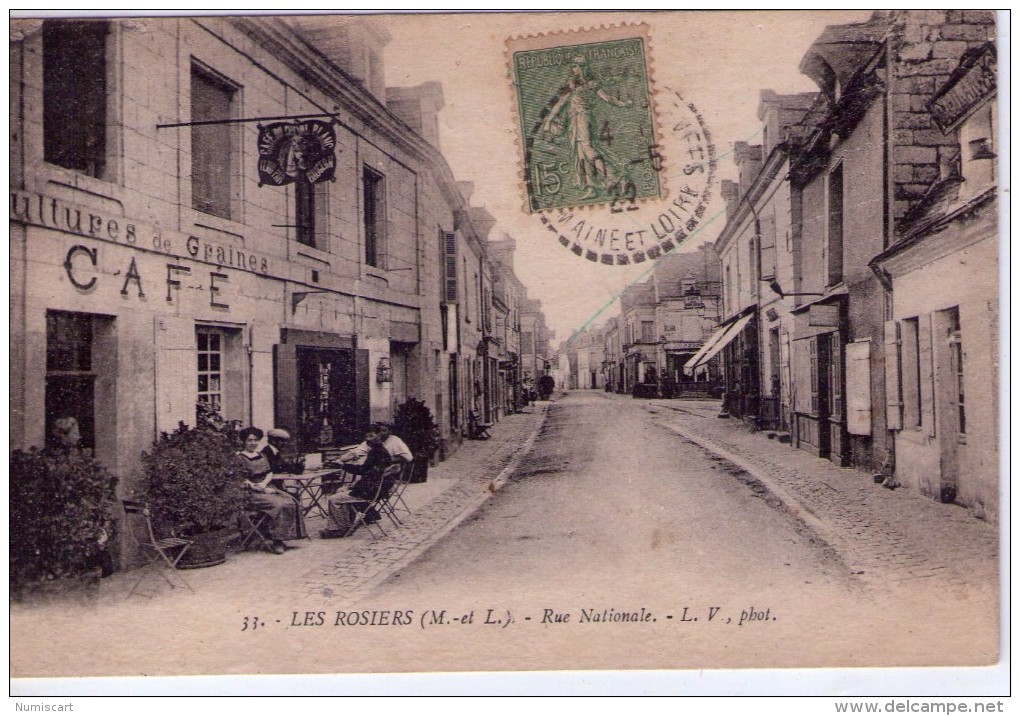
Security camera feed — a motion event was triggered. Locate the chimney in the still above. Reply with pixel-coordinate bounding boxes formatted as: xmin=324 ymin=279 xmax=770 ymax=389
xmin=721 ymin=180 xmax=740 ymax=218
xmin=386 ymin=81 xmax=445 ymax=149
xmin=733 ymin=142 xmax=764 ymax=196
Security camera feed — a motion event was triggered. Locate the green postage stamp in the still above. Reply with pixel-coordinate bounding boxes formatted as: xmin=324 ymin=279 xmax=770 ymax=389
xmin=509 ymin=25 xmax=663 ymax=213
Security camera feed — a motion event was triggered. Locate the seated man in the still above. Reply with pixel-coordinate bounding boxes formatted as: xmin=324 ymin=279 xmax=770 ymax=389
xmin=321 ymin=425 xmax=403 ymax=538
xmin=262 ymin=428 xmax=305 ymax=475
xmin=340 ymin=422 xmax=413 ymax=464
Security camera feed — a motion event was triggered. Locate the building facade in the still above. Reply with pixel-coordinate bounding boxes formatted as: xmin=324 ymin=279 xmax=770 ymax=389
xmin=707 ymin=11 xmax=998 ymax=514
xmin=9 ymin=17 xmax=547 ymax=566
xmin=871 ymin=42 xmax=999 ymax=519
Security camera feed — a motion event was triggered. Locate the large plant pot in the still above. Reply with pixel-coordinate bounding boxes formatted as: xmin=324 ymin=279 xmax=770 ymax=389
xmin=12 ymin=567 xmax=103 ymax=605
xmin=178 ymin=527 xmax=232 ymax=569
xmin=410 ymin=455 xmax=429 ymax=484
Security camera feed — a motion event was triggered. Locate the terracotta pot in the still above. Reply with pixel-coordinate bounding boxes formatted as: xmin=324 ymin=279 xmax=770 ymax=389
xmin=12 ymin=567 xmax=103 ymax=605
xmin=177 ymin=526 xmax=232 ymax=569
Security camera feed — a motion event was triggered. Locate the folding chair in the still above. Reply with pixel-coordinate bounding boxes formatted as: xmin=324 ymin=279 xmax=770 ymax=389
xmin=121 ymin=500 xmax=194 ymax=598
xmin=330 ymin=464 xmax=401 ymax=539
xmin=379 ymin=460 xmax=415 ymax=528
xmin=237 ymin=506 xmax=274 ymax=553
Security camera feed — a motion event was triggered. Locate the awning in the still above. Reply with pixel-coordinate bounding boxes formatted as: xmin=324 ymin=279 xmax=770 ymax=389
xmin=683 ymin=313 xmax=754 ymax=375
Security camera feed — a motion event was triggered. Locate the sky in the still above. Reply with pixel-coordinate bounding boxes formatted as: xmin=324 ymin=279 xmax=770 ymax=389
xmin=381 ymin=10 xmax=873 ymax=346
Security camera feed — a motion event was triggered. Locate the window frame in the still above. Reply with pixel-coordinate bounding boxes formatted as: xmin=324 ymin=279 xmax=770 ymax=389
xmin=190 ymin=61 xmax=241 ymax=222
xmin=363 ymin=165 xmax=386 ymax=268
xmin=41 ymin=19 xmax=112 ymax=180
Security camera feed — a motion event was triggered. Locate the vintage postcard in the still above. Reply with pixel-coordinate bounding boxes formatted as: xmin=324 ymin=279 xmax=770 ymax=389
xmin=9 ymin=10 xmax=1005 ymax=695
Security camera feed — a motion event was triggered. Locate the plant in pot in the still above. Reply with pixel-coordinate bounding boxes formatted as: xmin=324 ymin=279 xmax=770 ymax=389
xmin=140 ymin=404 xmax=247 ymax=568
xmin=392 ymin=398 xmax=440 ymax=483
xmin=10 ymin=445 xmax=118 ymax=603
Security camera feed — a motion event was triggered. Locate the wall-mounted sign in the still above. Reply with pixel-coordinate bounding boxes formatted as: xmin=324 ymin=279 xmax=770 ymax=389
xmin=929 ymin=43 xmax=996 ymax=133
xmin=808 ymin=304 xmax=839 ymax=327
xmin=257 ymin=121 xmax=337 ymax=186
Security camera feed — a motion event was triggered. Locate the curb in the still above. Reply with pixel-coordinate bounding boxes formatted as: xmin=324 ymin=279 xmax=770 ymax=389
xmin=347 ymin=403 xmax=550 ymax=604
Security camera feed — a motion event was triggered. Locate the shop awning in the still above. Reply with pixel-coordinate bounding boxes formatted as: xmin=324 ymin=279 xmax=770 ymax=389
xmin=683 ymin=313 xmax=754 ymax=375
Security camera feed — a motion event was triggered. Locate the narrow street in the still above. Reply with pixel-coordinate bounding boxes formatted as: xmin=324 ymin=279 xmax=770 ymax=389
xmin=361 ymin=391 xmax=999 ymax=671
xmin=10 ymin=393 xmax=998 ymax=677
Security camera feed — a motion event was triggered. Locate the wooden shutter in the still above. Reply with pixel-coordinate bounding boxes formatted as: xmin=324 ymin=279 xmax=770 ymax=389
xmin=759 ymin=213 xmax=777 ymax=281
xmin=883 ymin=320 xmax=902 ymax=430
xmin=443 ymin=231 xmax=458 ymax=303
xmin=354 ymin=348 xmax=371 ymax=433
xmin=846 ymin=340 xmax=872 ymax=435
xmin=155 ymin=317 xmax=198 ymax=434
xmin=918 ymin=313 xmax=935 ymax=435
xmin=273 ymin=343 xmax=299 ymax=437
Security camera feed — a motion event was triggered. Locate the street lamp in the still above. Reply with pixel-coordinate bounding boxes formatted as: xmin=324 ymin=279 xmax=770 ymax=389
xmin=767 ymin=279 xmax=824 ymax=299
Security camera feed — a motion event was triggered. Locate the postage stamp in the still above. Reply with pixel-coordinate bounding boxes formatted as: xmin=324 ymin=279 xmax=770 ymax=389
xmin=509 ymin=25 xmax=663 ymax=213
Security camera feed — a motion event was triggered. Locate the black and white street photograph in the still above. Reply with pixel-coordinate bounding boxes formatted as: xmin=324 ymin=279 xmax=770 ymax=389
xmin=8 ymin=10 xmax=1006 ymax=698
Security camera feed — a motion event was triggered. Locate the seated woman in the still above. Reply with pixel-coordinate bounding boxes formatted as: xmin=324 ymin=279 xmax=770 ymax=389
xmin=236 ymin=426 xmax=304 ymax=554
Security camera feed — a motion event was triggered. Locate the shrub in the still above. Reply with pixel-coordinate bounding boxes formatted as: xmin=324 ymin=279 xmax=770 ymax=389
xmin=392 ymin=398 xmax=440 ymax=458
xmin=141 ymin=404 xmax=247 ymax=537
xmin=10 ymin=447 xmax=118 ymax=589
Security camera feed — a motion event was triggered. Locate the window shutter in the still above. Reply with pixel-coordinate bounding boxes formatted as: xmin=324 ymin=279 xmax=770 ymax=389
xmin=918 ymin=313 xmax=935 ymax=435
xmin=273 ymin=343 xmax=299 ymax=436
xmin=354 ymin=348 xmax=371 ymax=433
xmin=155 ymin=317 xmax=198 ymax=434
xmin=846 ymin=340 xmax=872 ymax=435
xmin=883 ymin=320 xmax=902 ymax=430
xmin=443 ymin=231 xmax=458 ymax=303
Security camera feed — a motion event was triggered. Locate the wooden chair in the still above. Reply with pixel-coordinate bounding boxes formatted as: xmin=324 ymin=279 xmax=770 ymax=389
xmin=237 ymin=506 xmax=274 ymax=553
xmin=379 ymin=460 xmax=415 ymax=527
xmin=328 ymin=463 xmax=401 ymax=539
xmin=121 ymin=500 xmax=194 ymax=598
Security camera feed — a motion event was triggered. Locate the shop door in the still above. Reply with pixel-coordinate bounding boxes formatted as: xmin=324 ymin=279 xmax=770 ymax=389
xmin=815 ymin=335 xmax=832 ymax=459
xmin=296 ymin=348 xmax=356 ymax=452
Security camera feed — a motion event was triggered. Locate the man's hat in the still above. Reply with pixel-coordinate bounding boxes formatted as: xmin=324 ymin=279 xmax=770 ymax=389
xmin=267 ymin=428 xmax=291 ymax=440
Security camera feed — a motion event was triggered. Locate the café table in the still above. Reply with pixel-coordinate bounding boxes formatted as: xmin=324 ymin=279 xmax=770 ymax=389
xmin=272 ymin=468 xmax=350 ymax=520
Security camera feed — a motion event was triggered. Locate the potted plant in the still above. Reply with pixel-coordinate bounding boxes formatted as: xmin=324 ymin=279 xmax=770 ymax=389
xmin=392 ymin=398 xmax=440 ymax=483
xmin=10 ymin=446 xmax=118 ymax=603
xmin=140 ymin=404 xmax=247 ymax=568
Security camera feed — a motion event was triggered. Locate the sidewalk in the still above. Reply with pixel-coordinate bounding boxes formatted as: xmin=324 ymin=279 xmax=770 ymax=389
xmin=70 ymin=404 xmax=549 ymax=610
xmin=613 ymin=393 xmax=999 ymax=593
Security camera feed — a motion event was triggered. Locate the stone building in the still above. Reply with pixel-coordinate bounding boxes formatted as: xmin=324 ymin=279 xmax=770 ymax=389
xmin=8 ymin=16 xmax=502 ymax=563
xmin=488 ymin=235 xmax=525 ymax=416
xmin=870 ymin=42 xmax=999 ymax=519
xmin=709 ymin=11 xmax=998 ymax=508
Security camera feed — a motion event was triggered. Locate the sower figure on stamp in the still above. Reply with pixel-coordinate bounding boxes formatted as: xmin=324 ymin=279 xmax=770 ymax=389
xmin=541 ymin=55 xmax=633 ymax=199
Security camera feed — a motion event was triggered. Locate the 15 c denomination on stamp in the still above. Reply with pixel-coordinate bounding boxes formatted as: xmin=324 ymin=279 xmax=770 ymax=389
xmin=509 ymin=25 xmax=662 ymax=213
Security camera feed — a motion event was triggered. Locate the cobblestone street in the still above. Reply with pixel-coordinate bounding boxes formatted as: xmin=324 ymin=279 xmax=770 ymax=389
xmin=636 ymin=394 xmax=1000 ymax=596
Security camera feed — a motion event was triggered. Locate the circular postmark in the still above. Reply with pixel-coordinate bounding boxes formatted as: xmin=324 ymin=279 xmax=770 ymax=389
xmin=534 ymin=86 xmax=717 ymax=265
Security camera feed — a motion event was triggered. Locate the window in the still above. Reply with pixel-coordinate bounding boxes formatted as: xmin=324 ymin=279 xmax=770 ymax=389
xmin=829 ymin=332 xmax=843 ymax=420
xmin=522 ymin=332 xmax=534 ymax=354
xmin=45 ymin=311 xmax=95 ymax=451
xmin=641 ymin=321 xmax=655 ymax=342
xmin=295 ymin=181 xmax=327 ymax=249
xmin=901 ymin=317 xmax=921 ymax=427
xmin=197 ymin=328 xmax=224 ymax=414
xmin=191 ymin=64 xmax=238 ymax=220
xmin=827 ymin=163 xmax=844 ymax=286
xmin=749 ymin=237 xmax=758 ymax=297
xmin=43 ymin=20 xmax=108 ymax=178
xmin=363 ymin=166 xmax=385 ymax=267
xmin=946 ymin=308 xmax=965 ymax=436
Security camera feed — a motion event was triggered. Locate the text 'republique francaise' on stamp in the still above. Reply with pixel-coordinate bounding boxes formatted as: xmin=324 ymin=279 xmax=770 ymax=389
xmin=508 ymin=24 xmax=717 ymax=266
